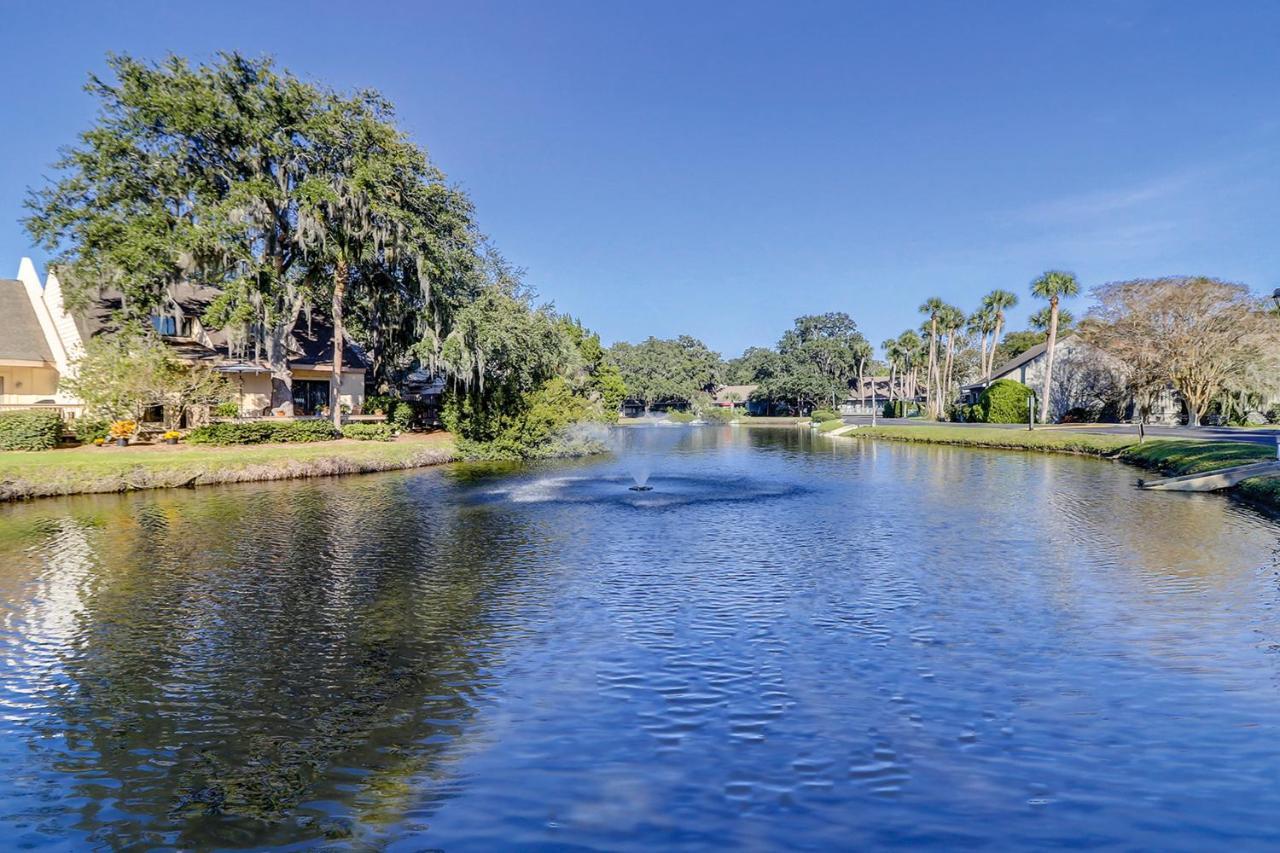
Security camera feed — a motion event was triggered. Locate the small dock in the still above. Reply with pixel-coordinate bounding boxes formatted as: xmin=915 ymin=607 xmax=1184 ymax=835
xmin=1138 ymin=460 xmax=1280 ymax=492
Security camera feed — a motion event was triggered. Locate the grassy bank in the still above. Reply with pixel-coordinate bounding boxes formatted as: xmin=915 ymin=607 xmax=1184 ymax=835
xmin=845 ymin=426 xmax=1279 ymax=513
xmin=848 ymin=425 xmax=1139 ymax=456
xmin=0 ymin=433 xmax=458 ymax=502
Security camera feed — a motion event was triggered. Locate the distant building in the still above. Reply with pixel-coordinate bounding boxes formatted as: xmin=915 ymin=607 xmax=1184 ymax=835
xmin=713 ymin=384 xmax=767 ymax=415
xmin=841 ymin=376 xmax=892 ymax=416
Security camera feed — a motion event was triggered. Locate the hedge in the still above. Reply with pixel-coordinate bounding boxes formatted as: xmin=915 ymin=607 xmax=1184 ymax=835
xmin=0 ymin=411 xmax=63 ymax=451
xmin=186 ymin=420 xmax=341 ymax=445
xmin=342 ymin=423 xmax=395 ymax=441
xmin=966 ymin=379 xmax=1034 ymax=424
xmin=810 ymin=409 xmax=841 ymax=423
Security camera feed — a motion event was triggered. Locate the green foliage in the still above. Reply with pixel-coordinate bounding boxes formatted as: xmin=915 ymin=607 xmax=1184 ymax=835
xmin=991 ymin=330 xmax=1045 ymax=366
xmin=883 ymin=400 xmax=911 ymax=418
xmin=186 ymin=420 xmax=341 ymax=445
xmin=810 ymin=409 xmax=841 ymax=423
xmin=609 ymin=335 xmax=721 ymax=410
xmin=0 ymin=411 xmax=63 ymax=451
xmin=342 ymin=423 xmax=395 ymax=441
xmin=25 ymin=52 xmax=484 ymax=405
xmin=63 ymin=332 xmax=231 ymax=427
xmin=817 ymin=418 xmax=847 ymax=432
xmin=753 ymin=314 xmax=869 ymax=411
xmin=213 ymin=401 xmax=241 ymax=419
xmin=967 ymin=379 xmax=1035 ymax=423
xmin=364 ymin=394 xmax=399 ymax=415
xmin=453 ymin=377 xmax=601 ymax=460
xmin=699 ymin=407 xmax=736 ymax=423
xmin=666 ymin=411 xmax=695 ymax=423
xmin=1266 ymin=404 xmax=1280 ymax=424
xmin=73 ymin=418 xmax=112 ymax=443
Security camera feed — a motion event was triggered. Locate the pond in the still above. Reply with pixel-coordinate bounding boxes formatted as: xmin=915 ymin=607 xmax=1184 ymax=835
xmin=0 ymin=426 xmax=1277 ymax=849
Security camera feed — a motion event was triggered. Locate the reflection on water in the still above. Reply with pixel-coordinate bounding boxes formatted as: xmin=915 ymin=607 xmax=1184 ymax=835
xmin=0 ymin=427 xmax=1277 ymax=848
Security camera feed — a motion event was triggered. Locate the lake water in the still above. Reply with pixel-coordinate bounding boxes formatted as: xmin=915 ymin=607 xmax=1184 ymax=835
xmin=0 ymin=426 xmax=1277 ymax=849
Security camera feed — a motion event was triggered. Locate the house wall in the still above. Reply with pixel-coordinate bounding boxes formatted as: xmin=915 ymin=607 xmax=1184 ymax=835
xmin=0 ymin=365 xmax=60 ymax=400
xmin=291 ymin=369 xmax=365 ymax=412
xmin=231 ymin=373 xmax=275 ymax=417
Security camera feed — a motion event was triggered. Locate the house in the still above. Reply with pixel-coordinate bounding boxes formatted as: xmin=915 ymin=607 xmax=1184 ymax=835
xmin=0 ymin=259 xmax=86 ymax=418
xmin=713 ymin=384 xmax=768 ymax=415
xmin=959 ymin=334 xmax=1182 ymax=424
xmin=4 ymin=259 xmax=368 ymax=419
xmin=841 ymin=376 xmax=893 ymax=416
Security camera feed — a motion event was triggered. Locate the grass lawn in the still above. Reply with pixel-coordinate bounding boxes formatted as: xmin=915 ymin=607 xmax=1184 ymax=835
xmin=0 ymin=432 xmax=457 ymax=501
xmin=850 ymin=425 xmax=1139 ymax=455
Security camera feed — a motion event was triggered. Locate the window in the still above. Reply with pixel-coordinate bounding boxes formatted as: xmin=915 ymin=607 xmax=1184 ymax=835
xmin=150 ymin=315 xmax=177 ymax=336
xmin=180 ymin=316 xmax=194 ymax=337
xmin=292 ymin=380 xmax=330 ymax=416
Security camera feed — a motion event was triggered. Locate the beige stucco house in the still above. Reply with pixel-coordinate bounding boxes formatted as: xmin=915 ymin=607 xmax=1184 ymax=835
xmin=2 ymin=259 xmax=367 ymax=420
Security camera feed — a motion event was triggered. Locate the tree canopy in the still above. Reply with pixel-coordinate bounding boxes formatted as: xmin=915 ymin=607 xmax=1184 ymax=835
xmin=608 ymin=336 xmax=722 ymax=410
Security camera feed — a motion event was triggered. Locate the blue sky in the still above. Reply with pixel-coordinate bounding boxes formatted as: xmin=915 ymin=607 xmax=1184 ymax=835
xmin=3 ymin=1 xmax=1278 ymax=356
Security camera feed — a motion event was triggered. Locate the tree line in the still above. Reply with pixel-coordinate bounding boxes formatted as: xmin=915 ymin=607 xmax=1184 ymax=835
xmin=609 ymin=271 xmax=1279 ymax=426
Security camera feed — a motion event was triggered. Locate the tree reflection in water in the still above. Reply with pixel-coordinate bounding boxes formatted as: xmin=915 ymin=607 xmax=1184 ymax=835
xmin=0 ymin=475 xmax=544 ymax=848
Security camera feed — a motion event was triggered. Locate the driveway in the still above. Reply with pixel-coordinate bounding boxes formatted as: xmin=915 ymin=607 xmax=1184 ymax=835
xmin=840 ymin=416 xmax=1280 ymax=448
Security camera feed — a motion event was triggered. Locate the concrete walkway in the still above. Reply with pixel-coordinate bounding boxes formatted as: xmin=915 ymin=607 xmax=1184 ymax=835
xmin=1138 ymin=460 xmax=1280 ymax=492
xmin=840 ymin=417 xmax=1280 ymax=447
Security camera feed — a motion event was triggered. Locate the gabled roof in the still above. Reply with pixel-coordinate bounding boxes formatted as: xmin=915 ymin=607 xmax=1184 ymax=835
xmin=961 ymin=334 xmax=1081 ymax=391
xmin=0 ymin=279 xmax=55 ymax=364
xmin=714 ymin=384 xmax=757 ymax=403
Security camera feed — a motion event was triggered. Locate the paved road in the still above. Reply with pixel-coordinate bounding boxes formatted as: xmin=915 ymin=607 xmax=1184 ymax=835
xmin=840 ymin=416 xmax=1280 ymax=448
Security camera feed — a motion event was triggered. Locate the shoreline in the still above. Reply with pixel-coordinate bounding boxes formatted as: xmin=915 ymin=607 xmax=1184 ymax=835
xmin=838 ymin=425 xmax=1280 ymax=515
xmin=0 ymin=434 xmax=460 ymax=503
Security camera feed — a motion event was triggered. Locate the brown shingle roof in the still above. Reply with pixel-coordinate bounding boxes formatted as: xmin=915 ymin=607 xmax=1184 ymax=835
xmin=0 ymin=280 xmax=54 ymax=364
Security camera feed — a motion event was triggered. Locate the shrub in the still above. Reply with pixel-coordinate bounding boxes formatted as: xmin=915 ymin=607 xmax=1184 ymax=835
xmin=364 ymin=394 xmax=398 ymax=415
xmin=109 ymin=420 xmax=138 ymax=439
xmin=968 ymin=379 xmax=1035 ymax=424
xmin=699 ymin=407 xmax=736 ymax=423
xmin=186 ymin=420 xmax=341 ymax=445
xmin=0 ymin=411 xmax=63 ymax=451
xmin=73 ymin=418 xmax=112 ymax=443
xmin=213 ymin=401 xmax=240 ymax=418
xmin=1060 ymin=406 xmax=1098 ymax=424
xmin=1266 ymin=404 xmax=1280 ymax=425
xmin=283 ymin=420 xmax=343 ymax=442
xmin=391 ymin=404 xmax=415 ymax=431
xmin=817 ymin=418 xmax=847 ymax=432
xmin=342 ymin=423 xmax=394 ymax=441
xmin=810 ymin=409 xmax=841 ymax=423
xmin=666 ymin=411 xmax=695 ymax=423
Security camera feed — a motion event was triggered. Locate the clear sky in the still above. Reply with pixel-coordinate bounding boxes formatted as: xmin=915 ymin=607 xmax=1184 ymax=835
xmin=3 ymin=1 xmax=1278 ymax=357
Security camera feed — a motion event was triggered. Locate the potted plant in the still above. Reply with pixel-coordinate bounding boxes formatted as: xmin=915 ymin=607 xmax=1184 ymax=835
xmin=161 ymin=430 xmax=181 ymax=445
xmin=109 ymin=420 xmax=136 ymax=447
xmin=93 ymin=437 xmax=106 ymax=447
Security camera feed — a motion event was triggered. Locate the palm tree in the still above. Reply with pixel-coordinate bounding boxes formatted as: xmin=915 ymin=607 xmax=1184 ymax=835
xmin=966 ymin=306 xmax=997 ymax=386
xmin=1028 ymin=306 xmax=1074 ymax=332
xmin=937 ymin=303 xmax=966 ymax=414
xmin=980 ymin=289 xmax=1019 ymax=377
xmin=1029 ymin=270 xmax=1080 ymax=423
xmin=918 ymin=298 xmax=945 ymax=418
xmin=881 ymin=337 xmax=901 ymax=412
xmin=897 ymin=329 xmax=923 ymax=407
